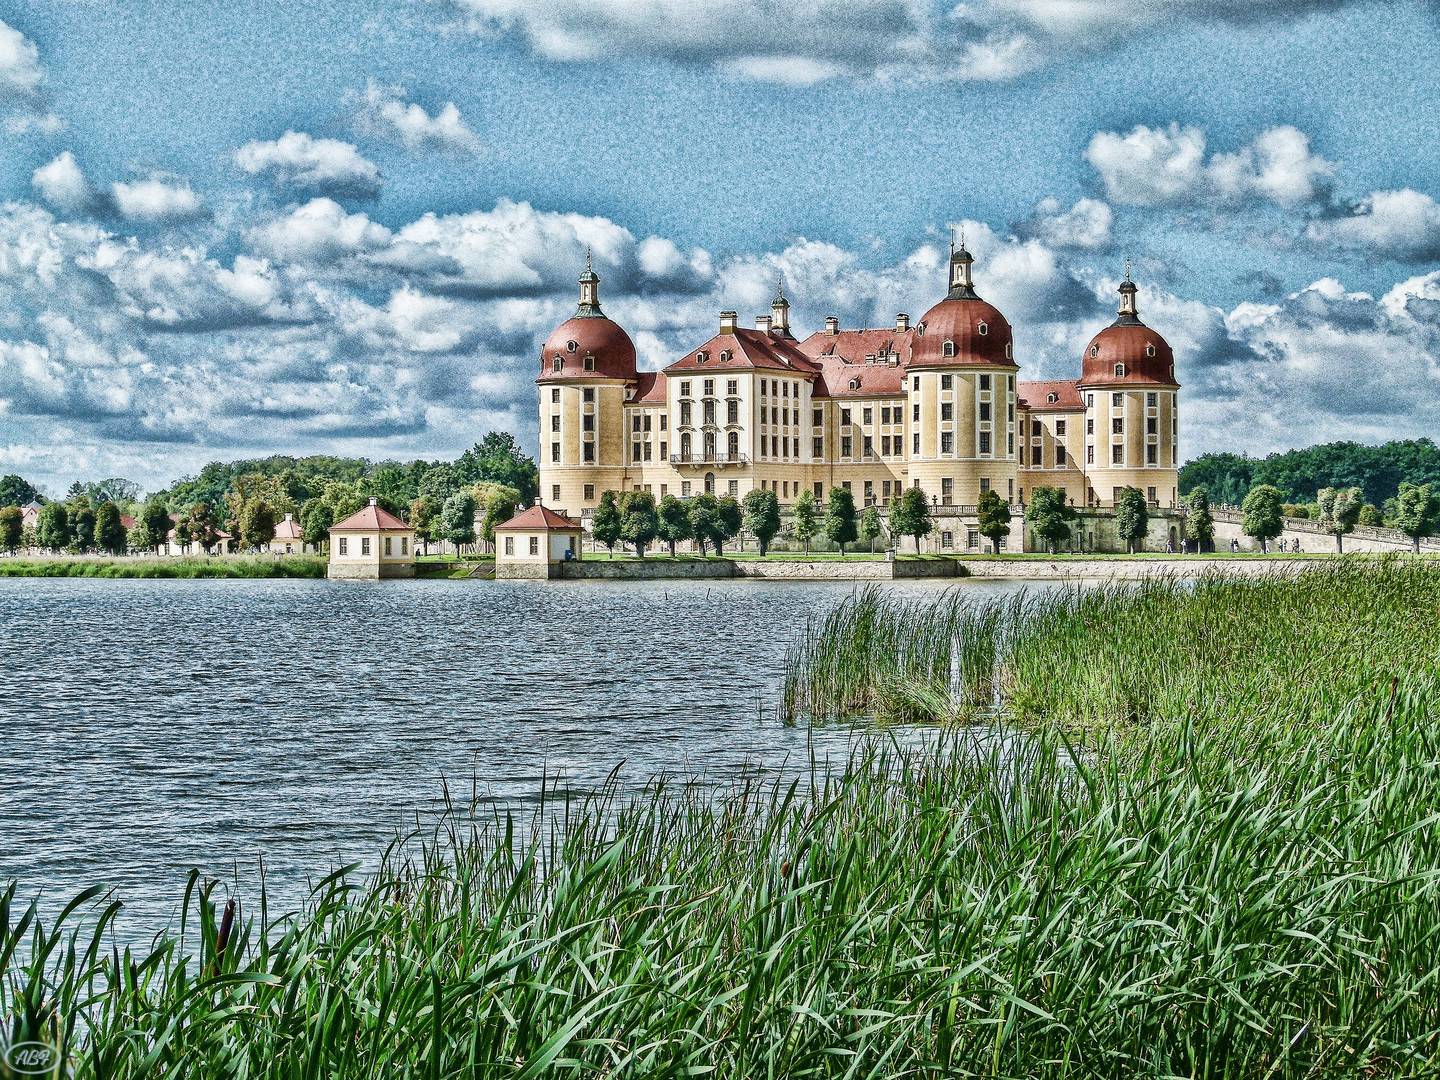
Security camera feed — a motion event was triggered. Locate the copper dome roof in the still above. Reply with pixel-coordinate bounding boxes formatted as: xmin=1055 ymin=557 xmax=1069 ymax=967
xmin=909 ymin=247 xmax=1014 ymax=368
xmin=537 ymin=265 xmax=637 ymax=383
xmin=1079 ymin=276 xmax=1178 ymax=388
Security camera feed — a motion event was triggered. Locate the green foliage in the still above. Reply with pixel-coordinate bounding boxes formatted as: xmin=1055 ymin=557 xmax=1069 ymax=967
xmin=453 ymin=431 xmax=539 ymax=506
xmin=440 ymin=491 xmax=477 ymax=550
xmin=1027 ymin=486 xmax=1076 ymax=553
xmin=0 ymin=556 xmax=325 ymax=578
xmin=1316 ymin=486 xmax=1364 ymax=552
xmin=300 ymin=499 xmax=336 ymax=549
xmin=1393 ymin=482 xmax=1440 ymax=552
xmin=975 ymin=489 xmax=1010 ymax=551
xmin=134 ymin=499 xmax=174 ymax=551
xmin=619 ymin=490 xmax=660 ymax=557
xmin=1183 ymin=486 xmax=1214 ymax=548
xmin=479 ymin=488 xmax=521 ymax=546
xmin=592 ymin=491 xmax=623 ymax=556
xmin=824 ymin=486 xmax=858 ymax=555
xmin=1182 ymin=438 xmax=1440 ymax=508
xmin=1114 ymin=487 xmax=1149 ymax=553
xmin=70 ymin=501 xmax=96 ymax=551
xmin=790 ymin=489 xmax=819 ymax=553
xmin=685 ymin=493 xmax=721 ymax=556
xmin=1241 ymin=484 xmax=1285 ymax=551
xmin=742 ymin=489 xmax=781 ymax=555
xmin=0 ymin=505 xmax=22 ymax=553
xmin=714 ymin=496 xmax=743 ymax=557
xmin=1359 ymin=503 xmax=1383 ymax=528
xmin=36 ymin=502 xmax=71 ymax=552
xmin=0 ymin=473 xmax=41 ymax=507
xmin=656 ymin=494 xmax=692 ymax=556
xmin=237 ymin=499 xmax=278 ymax=551
xmin=92 ymin=502 xmax=128 ymax=554
xmin=858 ymin=506 xmax=884 ymax=552
xmin=175 ymin=503 xmax=221 ymax=553
xmin=888 ymin=487 xmax=932 ymax=554
xmin=1282 ymin=503 xmax=1311 ymax=519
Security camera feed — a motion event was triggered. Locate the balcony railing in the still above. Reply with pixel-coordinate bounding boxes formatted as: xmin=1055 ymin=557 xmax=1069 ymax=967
xmin=669 ymin=453 xmax=749 ymax=466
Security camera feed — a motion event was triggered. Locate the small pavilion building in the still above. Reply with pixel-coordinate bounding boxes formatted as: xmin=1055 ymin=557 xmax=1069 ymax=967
xmin=494 ymin=501 xmax=583 ymax=579
xmin=327 ymin=497 xmax=415 ymax=579
xmin=271 ymin=512 xmax=303 ymax=554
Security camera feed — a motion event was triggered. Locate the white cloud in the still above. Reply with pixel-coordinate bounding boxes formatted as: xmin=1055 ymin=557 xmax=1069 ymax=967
xmin=451 ymin=0 xmax=1357 ymax=83
xmin=1307 ymin=189 xmax=1440 ymax=262
xmin=0 ymin=18 xmax=43 ymax=102
xmin=1085 ymin=124 xmax=1334 ymax=209
xmin=1015 ymin=197 xmax=1113 ymax=249
xmin=235 ymin=131 xmax=383 ymax=199
xmin=110 ymin=177 xmax=206 ymax=224
xmin=247 ymin=198 xmax=393 ymax=264
xmin=347 ymin=80 xmax=483 ymax=155
xmin=32 ymin=152 xmax=95 ymax=216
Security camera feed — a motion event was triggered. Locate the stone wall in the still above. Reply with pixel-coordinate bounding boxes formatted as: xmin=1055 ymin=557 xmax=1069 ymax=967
xmin=562 ymin=559 xmax=735 ymax=580
xmin=960 ymin=556 xmax=1322 ymax=580
xmin=496 ymin=561 xmax=555 ymax=580
xmin=1209 ymin=509 xmax=1440 ymax=554
xmin=558 ymin=558 xmax=966 ymax=580
xmin=327 ymin=561 xmax=415 ymax=580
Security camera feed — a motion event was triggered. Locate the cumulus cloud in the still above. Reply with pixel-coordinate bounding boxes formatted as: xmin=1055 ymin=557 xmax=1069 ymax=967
xmin=247 ymin=198 xmax=393 ymax=264
xmin=346 ymin=80 xmax=483 ymax=155
xmin=1085 ymin=124 xmax=1334 ymax=209
xmin=32 ymin=152 xmax=96 ymax=216
xmin=451 ymin=0 xmax=1358 ymax=83
xmin=235 ymin=131 xmax=383 ymax=199
xmin=0 ymin=18 xmax=62 ymax=133
xmin=110 ymin=177 xmax=206 ymax=224
xmin=1307 ymin=189 xmax=1440 ymax=262
xmin=1014 ymin=197 xmax=1113 ymax=249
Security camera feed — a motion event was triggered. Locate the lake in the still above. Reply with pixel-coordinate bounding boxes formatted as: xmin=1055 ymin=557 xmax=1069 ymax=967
xmin=2 ymin=575 xmax=1034 ymax=937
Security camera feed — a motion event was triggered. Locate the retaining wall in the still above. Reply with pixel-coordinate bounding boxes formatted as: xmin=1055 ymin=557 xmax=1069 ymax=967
xmin=559 ymin=558 xmax=966 ymax=580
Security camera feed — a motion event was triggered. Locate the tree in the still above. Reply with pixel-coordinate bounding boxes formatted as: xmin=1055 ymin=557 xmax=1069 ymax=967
xmin=1179 ymin=452 xmax=1255 ymax=507
xmin=715 ymin=496 xmax=743 ymax=557
xmin=889 ymin=487 xmax=933 ymax=554
xmin=94 ymin=501 xmax=128 ymax=554
xmin=176 ymin=503 xmax=220 ymax=553
xmin=237 ymin=499 xmax=277 ymax=551
xmin=825 ymin=486 xmax=858 ymax=556
xmin=480 ymin=488 xmax=521 ymax=549
xmin=36 ymin=502 xmax=72 ymax=552
xmin=657 ymin=494 xmax=692 ymax=557
xmin=743 ymin=489 xmax=782 ymax=555
xmin=791 ymin=489 xmax=819 ymax=554
xmin=859 ymin=506 xmax=884 ymax=553
xmin=976 ymin=489 xmax=1011 ymax=553
xmin=592 ymin=491 xmax=623 ymax=557
xmin=1393 ymin=482 xmax=1440 ymax=553
xmin=1241 ymin=484 xmax=1285 ymax=553
xmin=0 ymin=506 xmax=22 ymax=554
xmin=134 ymin=499 xmax=174 ymax=551
xmin=417 ymin=464 xmax=457 ymax=503
xmin=1183 ymin=486 xmax=1214 ymax=552
xmin=224 ymin=473 xmax=298 ymax=534
xmin=1359 ymin=503 xmax=1383 ymax=528
xmin=453 ymin=432 xmax=539 ymax=506
xmin=1027 ymin=487 xmax=1077 ymax=554
xmin=70 ymin=500 xmax=96 ymax=551
xmin=440 ymin=491 xmax=477 ymax=554
xmin=687 ymin=493 xmax=720 ymax=556
xmin=619 ymin=490 xmax=659 ymax=557
xmin=1115 ymin=487 xmax=1150 ymax=554
xmin=0 ymin=474 xmax=40 ymax=508
xmin=301 ymin=499 xmax=336 ymax=553
xmin=1316 ymin=486 xmax=1364 ymax=553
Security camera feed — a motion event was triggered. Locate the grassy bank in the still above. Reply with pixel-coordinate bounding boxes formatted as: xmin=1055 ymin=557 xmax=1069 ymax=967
xmin=0 ymin=555 xmax=326 ymax=578
xmin=6 ymin=560 xmax=1440 ymax=1076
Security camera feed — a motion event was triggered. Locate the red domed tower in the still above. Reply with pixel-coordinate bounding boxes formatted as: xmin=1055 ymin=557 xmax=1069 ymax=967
xmin=905 ymin=236 xmax=1020 ymax=505
xmin=1077 ymin=267 xmax=1181 ymax=508
xmin=537 ymin=254 xmax=638 ymax=513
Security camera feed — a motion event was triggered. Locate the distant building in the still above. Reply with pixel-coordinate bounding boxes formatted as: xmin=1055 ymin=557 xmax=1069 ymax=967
xmin=20 ymin=502 xmax=42 ymax=532
xmin=535 ymin=246 xmax=1180 ymax=551
xmin=271 ymin=512 xmax=303 ymax=554
xmin=493 ymin=501 xmax=582 ymax=579
xmin=327 ymin=497 xmax=415 ymax=579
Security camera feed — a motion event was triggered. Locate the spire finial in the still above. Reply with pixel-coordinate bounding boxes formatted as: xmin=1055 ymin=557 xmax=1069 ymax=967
xmin=586 ymin=245 xmax=592 ymax=272
xmin=949 ymin=223 xmax=956 ymax=254
xmin=1124 ymin=256 xmax=1131 ymax=283
xmin=776 ymin=276 xmax=784 ymax=301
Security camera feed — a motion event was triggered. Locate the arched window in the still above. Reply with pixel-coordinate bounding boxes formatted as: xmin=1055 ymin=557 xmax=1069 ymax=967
xmin=552 ymin=356 xmax=563 ymax=372
xmin=848 ymin=379 xmax=859 ymax=391
xmin=704 ymin=431 xmax=717 ymax=457
xmin=1005 ymin=342 xmax=1013 ymax=359
xmin=1145 ymin=343 xmax=1156 ymax=357
xmin=696 ymin=351 xmax=708 ymax=364
xmin=1090 ymin=344 xmax=1099 ymax=358
xmin=583 ymin=356 xmax=596 ymax=372
xmin=705 ymin=472 xmax=715 ymax=494
xmin=681 ymin=432 xmax=692 ymax=457
xmin=728 ymin=431 xmax=739 ymax=457
xmin=566 ymin=340 xmax=578 ymax=353
xmin=1047 ymin=392 xmax=1057 ymax=404
xmin=719 ymin=350 xmax=731 ymax=362
xmin=1114 ymin=363 xmax=1126 ymax=378
xmin=977 ymin=321 xmax=988 ymax=336
xmin=942 ymin=340 xmax=955 ymax=358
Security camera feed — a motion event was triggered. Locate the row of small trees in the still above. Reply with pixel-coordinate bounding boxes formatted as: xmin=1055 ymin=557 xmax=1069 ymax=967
xmin=1235 ymin=482 xmax=1440 ymax=552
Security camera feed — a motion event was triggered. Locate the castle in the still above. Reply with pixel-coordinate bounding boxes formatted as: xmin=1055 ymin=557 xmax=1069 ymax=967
xmin=536 ymin=242 xmax=1180 ymax=551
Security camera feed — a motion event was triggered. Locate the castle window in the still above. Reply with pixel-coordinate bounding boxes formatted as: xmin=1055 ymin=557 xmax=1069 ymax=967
xmin=680 ymin=381 xmax=691 ymax=397
xmin=941 ymin=374 xmax=953 ymax=390
xmin=720 ymin=350 xmax=731 ymax=362
xmin=1146 ymin=344 xmax=1156 ymax=357
xmin=633 ymin=415 xmax=642 ymax=432
xmin=727 ymin=380 xmax=738 ymax=395
xmin=1005 ymin=342 xmax=1013 ymax=359
xmin=943 ymin=340 xmax=955 ymax=357
xmin=849 ymin=379 xmax=859 ymax=391
xmin=584 ymin=388 xmax=595 ymax=403
xmin=979 ymin=374 xmax=990 ymax=391
xmin=552 ymin=356 xmax=563 ymax=372
xmin=913 ymin=376 xmax=920 ymax=391
xmin=338 ymin=538 xmax=347 ymax=555
xmin=1047 ymin=393 xmax=1057 ymax=404
xmin=1147 ymin=445 xmax=1158 ymax=465
xmin=813 ymin=437 xmax=823 ymax=457
xmin=840 ymin=408 xmax=851 ymax=426
xmin=504 ymin=536 xmax=514 ymax=555
xmin=727 ymin=400 xmax=739 ymax=424
xmin=551 ymin=414 xmax=560 ymax=432
xmin=863 ymin=407 xmax=872 ymax=425
xmin=1055 ymin=420 xmax=1066 ymax=436
xmin=977 ymin=321 xmax=988 ymax=336
xmin=584 ymin=356 xmax=596 ymax=372
xmin=1114 ymin=363 xmax=1125 ymax=378
xmin=567 ymin=340 xmax=577 ymax=353
xmin=696 ymin=351 xmax=708 ymax=363
xmin=1112 ymin=444 xmax=1124 ymax=464
xmin=551 ymin=388 xmax=560 ymax=403
xmin=728 ymin=431 xmax=739 ymax=456
xmin=583 ymin=442 xmax=595 ymax=463
xmin=1147 ymin=392 xmax=1157 ymax=407
xmin=584 ymin=484 xmax=595 ymax=500
xmin=551 ymin=443 xmax=560 ymax=462
xmin=1090 ymin=344 xmax=1099 ymax=358
xmin=703 ymin=379 xmax=714 ymax=396
xmin=530 ymin=537 xmax=539 ymax=555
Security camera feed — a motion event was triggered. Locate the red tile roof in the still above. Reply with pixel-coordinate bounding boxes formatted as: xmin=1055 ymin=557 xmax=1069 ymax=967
xmin=796 ymin=329 xmax=912 ymax=398
xmin=119 ymin=515 xmax=137 ymax=530
xmin=663 ymin=327 xmax=820 ymax=376
xmin=496 ymin=504 xmax=581 ymax=531
xmin=273 ymin=515 xmax=303 ymax=540
xmin=632 ymin=370 xmax=667 ymax=402
xmin=1017 ymin=379 xmax=1084 ymax=411
xmin=329 ymin=501 xmax=410 ymax=532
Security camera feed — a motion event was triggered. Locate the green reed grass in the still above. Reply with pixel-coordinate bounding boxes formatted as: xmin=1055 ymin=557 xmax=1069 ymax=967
xmin=0 ymin=556 xmax=326 ymax=579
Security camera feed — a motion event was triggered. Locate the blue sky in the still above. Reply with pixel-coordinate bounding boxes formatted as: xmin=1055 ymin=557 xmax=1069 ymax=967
xmin=2 ymin=0 xmax=1439 ymax=494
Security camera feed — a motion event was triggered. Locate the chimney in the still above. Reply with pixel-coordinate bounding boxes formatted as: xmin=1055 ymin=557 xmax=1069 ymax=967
xmin=368 ymin=497 xmax=377 ymax=506
xmin=755 ymin=315 xmax=772 ymax=333
xmin=895 ymin=313 xmax=910 ymax=332
xmin=283 ymin=512 xmax=293 ymax=521
xmin=535 ymin=495 xmax=543 ymax=506
xmin=719 ymin=310 xmax=738 ymax=334
xmin=825 ymin=316 xmax=839 ymax=336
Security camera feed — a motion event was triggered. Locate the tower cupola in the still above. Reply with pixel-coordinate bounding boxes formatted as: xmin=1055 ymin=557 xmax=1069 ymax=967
xmin=947 ymin=230 xmax=977 ymax=300
xmin=576 ymin=247 xmax=602 ymax=317
xmin=1116 ymin=259 xmax=1139 ymax=324
xmin=770 ymin=279 xmax=791 ymax=337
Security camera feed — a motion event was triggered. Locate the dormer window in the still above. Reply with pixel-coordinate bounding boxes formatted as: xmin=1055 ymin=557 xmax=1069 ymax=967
xmin=848 ymin=379 xmax=859 ymax=391
xmin=1114 ymin=363 xmax=1126 ymax=378
xmin=1047 ymin=392 xmax=1058 ymax=404
xmin=1145 ymin=343 xmax=1156 ymax=357
xmin=719 ymin=350 xmax=731 ymax=362
xmin=942 ymin=340 xmax=955 ymax=358
xmin=696 ymin=351 xmax=708 ymax=364
xmin=977 ymin=321 xmax=988 ymax=336
xmin=1005 ymin=342 xmax=1013 ymax=359
xmin=584 ymin=356 xmax=596 ymax=372
xmin=1090 ymin=344 xmax=1099 ymax=358
xmin=552 ymin=356 xmax=563 ymax=372
xmin=566 ymin=340 xmax=578 ymax=353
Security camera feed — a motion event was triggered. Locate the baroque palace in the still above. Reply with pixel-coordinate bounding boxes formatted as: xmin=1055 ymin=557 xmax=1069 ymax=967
xmin=536 ymin=242 xmax=1180 ymax=546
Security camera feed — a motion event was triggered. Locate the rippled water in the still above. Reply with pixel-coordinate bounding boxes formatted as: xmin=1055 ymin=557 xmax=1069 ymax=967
xmin=2 ymin=575 xmax=1032 ymax=937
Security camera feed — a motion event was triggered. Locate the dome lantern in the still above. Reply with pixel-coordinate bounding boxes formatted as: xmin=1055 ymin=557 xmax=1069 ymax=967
xmin=576 ymin=247 xmax=602 ymax=317
xmin=947 ymin=227 xmax=978 ymax=300
xmin=770 ymin=278 xmax=791 ymax=337
xmin=1116 ymin=258 xmax=1140 ymax=324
